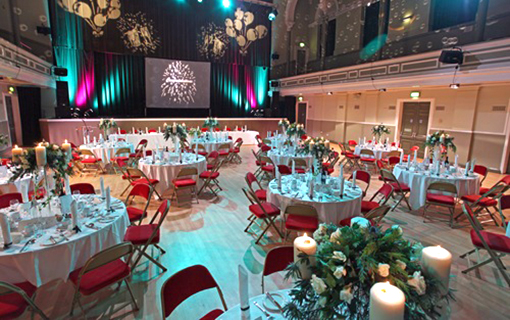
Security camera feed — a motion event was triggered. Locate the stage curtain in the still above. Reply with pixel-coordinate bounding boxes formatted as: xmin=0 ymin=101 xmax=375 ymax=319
xmin=94 ymin=53 xmax=145 ymax=117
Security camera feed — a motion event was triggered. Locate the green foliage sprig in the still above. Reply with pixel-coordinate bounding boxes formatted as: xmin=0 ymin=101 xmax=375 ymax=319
xmin=203 ymin=117 xmax=219 ymax=129
xmin=164 ymin=123 xmax=188 ymax=141
xmin=278 ymin=118 xmax=290 ymax=130
xmin=299 ymin=137 xmax=332 ymax=161
xmin=424 ymin=131 xmax=457 ymax=155
xmin=98 ymin=118 xmax=117 ymax=130
xmin=372 ymin=124 xmax=391 ymax=140
xmin=286 ymin=123 xmax=306 ymax=139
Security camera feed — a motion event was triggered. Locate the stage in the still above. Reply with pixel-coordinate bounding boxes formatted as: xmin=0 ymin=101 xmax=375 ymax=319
xmin=39 ymin=118 xmax=280 ymax=146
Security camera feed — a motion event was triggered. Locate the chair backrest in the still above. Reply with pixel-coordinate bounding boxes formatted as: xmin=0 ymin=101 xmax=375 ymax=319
xmin=462 ymin=202 xmax=484 ymax=233
xmin=150 ymin=199 xmax=170 ymax=225
xmin=372 ymin=184 xmax=394 ymax=204
xmin=70 ymin=183 xmax=96 ymax=195
xmin=126 ymin=183 xmax=152 ymax=202
xmin=208 ymin=151 xmax=219 ymax=160
xmin=292 ymin=158 xmax=308 ymax=169
xmin=135 ymin=139 xmax=148 ymax=150
xmin=263 ymin=246 xmax=294 ymax=276
xmin=177 ymin=167 xmax=198 ymax=178
xmin=349 ymin=170 xmax=370 ymax=195
xmin=260 ymin=156 xmax=274 ymax=167
xmin=365 ymin=205 xmax=391 ymax=224
xmin=80 ymin=149 xmax=96 ymax=157
xmin=380 ymin=169 xmax=397 ymax=183
xmin=277 ymin=165 xmax=292 ymax=175
xmin=387 ymin=150 xmax=401 ymax=158
xmin=388 ymin=156 xmax=400 ymax=165
xmin=410 ymin=146 xmax=420 ymax=152
xmin=245 ymin=172 xmax=261 ymax=191
xmin=76 ymin=242 xmax=134 ymax=285
xmin=348 ymin=140 xmax=357 ymax=146
xmin=360 ymin=149 xmax=375 ymax=158
xmin=473 ymin=165 xmax=488 ymax=183
xmin=126 ymin=167 xmax=145 ymax=181
xmin=218 ymin=143 xmax=231 ymax=151
xmin=114 ymin=148 xmax=131 ymax=156
xmin=260 ymin=144 xmax=271 ymax=153
xmin=427 ymin=182 xmax=457 ymax=196
xmin=0 ymin=192 xmax=22 ymax=209
xmin=251 ymin=149 xmax=261 ymax=162
xmin=120 ymin=129 xmax=127 ymax=134
xmin=500 ymin=194 xmax=510 ymax=210
xmin=161 ymin=265 xmax=226 ymax=318
xmin=284 ymin=204 xmax=318 ymax=218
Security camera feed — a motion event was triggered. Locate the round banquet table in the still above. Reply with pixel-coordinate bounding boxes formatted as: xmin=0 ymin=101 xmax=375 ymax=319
xmin=354 ymin=145 xmax=403 ymax=159
xmin=226 ymin=130 xmax=259 ymax=145
xmin=79 ymin=141 xmax=134 ymax=164
xmin=393 ymin=164 xmax=481 ymax=211
xmin=138 ymin=153 xmax=207 ymax=194
xmin=218 ymin=289 xmax=290 ymax=319
xmin=267 ymin=150 xmax=313 ymax=167
xmin=109 ymin=133 xmax=172 ymax=150
xmin=267 ymin=174 xmax=363 ymax=224
xmin=0 ymin=173 xmax=32 ymax=197
xmin=0 ymin=194 xmax=129 ymax=286
xmin=190 ymin=139 xmax=233 ymax=153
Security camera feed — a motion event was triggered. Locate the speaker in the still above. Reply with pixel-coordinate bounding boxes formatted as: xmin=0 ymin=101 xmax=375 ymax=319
xmin=439 ymin=48 xmax=463 ymax=64
xmin=55 ymin=81 xmax=71 ymax=118
xmin=53 ymin=67 xmax=68 ymax=76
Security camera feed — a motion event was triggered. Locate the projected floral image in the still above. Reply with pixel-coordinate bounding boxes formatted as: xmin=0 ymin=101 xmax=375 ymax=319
xmin=117 ymin=12 xmax=160 ymax=54
xmin=160 ymin=61 xmax=197 ymax=104
xmin=57 ymin=0 xmax=121 ymax=37
xmin=225 ymin=8 xmax=267 ymax=56
xmin=197 ymin=22 xmax=230 ymax=60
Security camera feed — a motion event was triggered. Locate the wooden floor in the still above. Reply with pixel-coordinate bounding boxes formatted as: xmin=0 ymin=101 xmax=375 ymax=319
xmin=41 ymin=145 xmax=509 ymax=320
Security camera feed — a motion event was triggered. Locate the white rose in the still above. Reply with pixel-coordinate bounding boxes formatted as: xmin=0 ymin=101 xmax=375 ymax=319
xmin=377 ymin=263 xmax=390 ymax=277
xmin=396 ymin=260 xmax=406 ymax=270
xmin=407 ymin=271 xmax=427 ymax=295
xmin=339 ymin=285 xmax=353 ymax=304
xmin=333 ymin=266 xmax=347 ymax=279
xmin=329 ymin=228 xmax=341 ymax=243
xmin=332 ymin=251 xmax=347 ymax=262
xmin=391 ymin=225 xmax=403 ymax=235
xmin=311 ymin=274 xmax=327 ymax=294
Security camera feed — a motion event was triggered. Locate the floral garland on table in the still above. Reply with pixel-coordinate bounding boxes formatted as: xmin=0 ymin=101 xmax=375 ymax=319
xmin=10 ymin=144 xmax=74 ymax=201
xmin=284 ymin=224 xmax=451 ymax=320
xmin=278 ymin=118 xmax=290 ymax=131
xmin=372 ymin=124 xmax=391 ymax=141
xmin=299 ymin=137 xmax=331 ymax=161
xmin=286 ymin=123 xmax=306 ymax=139
xmin=202 ymin=117 xmax=219 ymax=129
xmin=424 ymin=131 xmax=456 ymax=157
xmin=163 ymin=123 xmax=188 ymax=141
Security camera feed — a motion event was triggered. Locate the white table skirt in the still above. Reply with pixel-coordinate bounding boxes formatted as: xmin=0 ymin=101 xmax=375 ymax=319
xmin=110 ymin=133 xmax=173 ymax=150
xmin=191 ymin=140 xmax=233 ymax=153
xmin=79 ymin=143 xmax=134 ymax=164
xmin=0 ymin=175 xmax=32 ymax=194
xmin=268 ymin=151 xmax=313 ymax=167
xmin=354 ymin=145 xmax=403 ymax=159
xmin=0 ymin=196 xmax=129 ymax=286
xmin=393 ymin=165 xmax=480 ymax=210
xmin=267 ymin=176 xmax=363 ymax=224
xmin=138 ymin=155 xmax=207 ymax=194
xmin=227 ymin=130 xmax=259 ymax=145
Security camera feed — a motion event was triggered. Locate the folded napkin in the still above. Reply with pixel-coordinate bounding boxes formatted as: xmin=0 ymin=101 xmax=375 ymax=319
xmin=238 ymin=265 xmax=250 ymax=319
xmin=71 ymin=200 xmax=79 ymax=230
xmin=100 ymin=177 xmax=105 ymax=197
xmin=106 ymin=187 xmax=111 ymax=210
xmin=20 ymin=183 xmax=29 ymax=203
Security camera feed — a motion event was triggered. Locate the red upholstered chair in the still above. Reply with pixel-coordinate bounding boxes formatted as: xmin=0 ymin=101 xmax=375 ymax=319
xmin=122 ymin=167 xmax=162 ymax=200
xmin=252 ymin=149 xmax=265 ymax=177
xmin=129 ymin=139 xmax=148 ymax=160
xmin=0 ymin=281 xmax=48 ymax=319
xmin=348 ymin=170 xmax=370 ymax=198
xmin=339 ymin=143 xmax=360 ymax=170
xmin=243 ymin=188 xmax=283 ymax=244
xmin=359 ymin=149 xmax=377 ymax=173
xmin=218 ymin=143 xmax=231 ymax=160
xmin=226 ymin=127 xmax=232 ymax=131
xmin=79 ymin=149 xmax=104 ymax=176
xmin=260 ymin=144 xmax=271 ymax=153
xmin=284 ymin=204 xmax=319 ymax=240
xmin=479 ymin=175 xmax=510 ymax=196
xmin=0 ymin=192 xmax=22 ymax=209
xmin=160 ymin=265 xmax=227 ymax=319
xmin=172 ymin=167 xmax=199 ymax=205
xmin=245 ymin=172 xmax=266 ymax=202
xmin=460 ymin=203 xmax=510 ymax=287
xmin=198 ymin=159 xmax=225 ymax=197
xmin=70 ymin=183 xmax=96 ymax=195
xmin=68 ymin=243 xmax=137 ymax=316
xmin=348 ymin=140 xmax=357 ymax=146
xmin=380 ymin=169 xmax=412 ymax=211
xmin=262 ymin=246 xmax=294 ymax=292
xmin=361 ymin=183 xmax=393 ymax=214
xmin=229 ymin=139 xmax=243 ymax=163
xmin=120 ymin=129 xmax=127 ymax=134
xmin=236 ymin=127 xmax=242 ymax=131
xmin=148 ymin=129 xmax=157 ymax=133
xmin=322 ymin=152 xmax=339 ymax=175
xmin=111 ymin=147 xmax=132 ymax=171
xmin=215 ymin=128 xmax=221 ymax=132
xmin=403 ymin=146 xmax=419 ymax=162
xmin=207 ymin=151 xmax=219 ymax=170
xmin=125 ymin=200 xmax=170 ymax=272
xmin=422 ymin=182 xmax=457 ymax=227
xmin=125 ymin=183 xmax=152 ymax=225
xmin=228 ymin=136 xmax=233 ymax=140
xmin=460 ymin=182 xmax=510 ymax=227
xmin=473 ymin=165 xmax=488 ymax=184
xmin=201 ymin=127 xmax=209 ymax=132
xmin=277 ymin=165 xmax=292 ymax=176
xmin=259 ymin=156 xmax=276 ymax=182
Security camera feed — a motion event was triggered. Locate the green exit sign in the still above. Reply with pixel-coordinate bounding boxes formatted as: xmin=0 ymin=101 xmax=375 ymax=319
xmin=410 ymin=91 xmax=421 ymax=99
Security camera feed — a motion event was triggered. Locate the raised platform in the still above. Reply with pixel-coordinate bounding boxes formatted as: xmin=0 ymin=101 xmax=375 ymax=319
xmin=39 ymin=118 xmax=280 ymax=146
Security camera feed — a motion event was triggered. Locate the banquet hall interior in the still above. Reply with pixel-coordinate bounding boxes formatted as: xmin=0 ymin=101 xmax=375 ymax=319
xmin=0 ymin=0 xmax=510 ymax=319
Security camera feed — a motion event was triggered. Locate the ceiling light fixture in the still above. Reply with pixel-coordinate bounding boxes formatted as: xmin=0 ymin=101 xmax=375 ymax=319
xmin=450 ymin=83 xmax=460 ymax=89
xmin=268 ymin=9 xmax=278 ymax=21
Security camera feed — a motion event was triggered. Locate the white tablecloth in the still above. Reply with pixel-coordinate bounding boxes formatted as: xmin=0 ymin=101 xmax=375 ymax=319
xmin=110 ymin=133 xmax=172 ymax=150
xmin=79 ymin=142 xmax=134 ymax=163
xmin=354 ymin=145 xmax=403 ymax=159
xmin=267 ymin=150 xmax=313 ymax=167
xmin=0 ymin=175 xmax=32 ymax=194
xmin=191 ymin=139 xmax=233 ymax=153
xmin=0 ymin=195 xmax=129 ymax=286
xmin=138 ymin=153 xmax=207 ymax=194
xmin=227 ymin=130 xmax=259 ymax=145
xmin=218 ymin=289 xmax=290 ymax=319
xmin=267 ymin=175 xmax=363 ymax=224
xmin=393 ymin=165 xmax=480 ymax=210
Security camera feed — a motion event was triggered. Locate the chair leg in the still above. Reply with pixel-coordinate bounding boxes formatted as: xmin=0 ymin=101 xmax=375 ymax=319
xmin=462 ymin=255 xmax=496 ymax=274
xmin=121 ymin=184 xmax=132 ymax=197
xmin=125 ymin=279 xmax=139 ymax=311
xmin=154 ymin=243 xmax=166 ymax=254
xmin=460 ymin=248 xmax=477 ymax=258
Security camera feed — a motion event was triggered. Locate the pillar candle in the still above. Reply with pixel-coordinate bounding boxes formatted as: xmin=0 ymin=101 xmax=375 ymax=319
xmin=340 ymin=164 xmax=344 ymax=178
xmin=369 ymin=282 xmax=405 ymax=320
xmin=12 ymin=145 xmax=22 ymax=164
xmin=293 ymin=233 xmax=317 ymax=280
xmin=132 ymin=127 xmax=135 ymax=134
xmin=413 ymin=149 xmax=418 ymax=163
xmin=118 ymin=127 xmax=121 ymax=134
xmin=465 ymin=161 xmax=470 ymax=176
xmin=238 ymin=265 xmax=250 ymax=319
xmin=35 ymin=143 xmax=47 ymax=167
xmin=399 ymin=151 xmax=403 ymax=165
xmin=421 ymin=246 xmax=452 ymax=296
xmin=352 ymin=171 xmax=357 ymax=187
xmin=454 ymin=154 xmax=458 ymax=168
xmin=340 ymin=177 xmax=344 ymax=196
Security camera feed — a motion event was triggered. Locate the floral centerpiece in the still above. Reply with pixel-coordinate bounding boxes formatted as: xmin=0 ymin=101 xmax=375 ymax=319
xmin=284 ymin=223 xmax=451 ymax=319
xmin=188 ymin=127 xmax=202 ymax=138
xmin=163 ymin=123 xmax=188 ymax=141
xmin=286 ymin=123 xmax=306 ymax=140
xmin=203 ymin=117 xmax=219 ymax=130
xmin=278 ymin=118 xmax=290 ymax=131
xmin=424 ymin=131 xmax=456 ymax=160
xmin=299 ymin=137 xmax=331 ymax=160
xmin=98 ymin=118 xmax=117 ymax=138
xmin=372 ymin=124 xmax=391 ymax=142
xmin=10 ymin=144 xmax=74 ymax=204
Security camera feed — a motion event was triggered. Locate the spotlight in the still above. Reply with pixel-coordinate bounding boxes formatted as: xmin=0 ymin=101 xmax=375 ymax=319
xmin=198 ymin=0 xmax=203 ymax=3
xmin=298 ymin=96 xmax=303 ymax=102
xmin=8 ymin=86 xmax=14 ymax=94
xmin=222 ymin=0 xmax=230 ymax=8
xmin=268 ymin=9 xmax=278 ymax=21
xmin=327 ymin=92 xmax=333 ymax=95
xmin=379 ymin=88 xmax=387 ymax=92
xmin=450 ymin=83 xmax=460 ymax=89
xmin=299 ymin=42 xmax=305 ymax=48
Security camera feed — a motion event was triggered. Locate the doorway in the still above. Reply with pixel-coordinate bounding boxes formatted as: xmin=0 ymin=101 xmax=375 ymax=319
xmin=297 ymin=102 xmax=307 ymax=125
xmin=399 ymin=102 xmax=431 ymax=158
